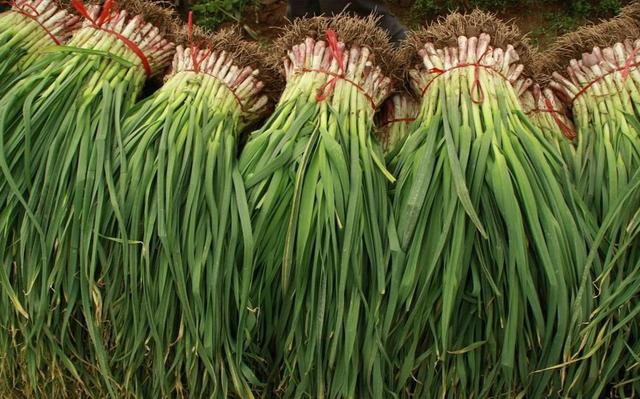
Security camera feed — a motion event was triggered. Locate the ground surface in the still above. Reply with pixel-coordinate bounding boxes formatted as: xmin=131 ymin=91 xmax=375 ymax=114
xmin=0 ymin=2 xmax=614 ymax=50
xmin=236 ymin=0 xmax=596 ymax=49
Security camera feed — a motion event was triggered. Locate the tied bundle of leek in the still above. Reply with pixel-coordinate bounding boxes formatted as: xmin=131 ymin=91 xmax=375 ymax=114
xmin=110 ymin=27 xmax=269 ymax=398
xmin=375 ymin=92 xmax=418 ymax=160
xmin=519 ymin=83 xmax=576 ymax=169
xmin=384 ymin=11 xmax=588 ymax=397
xmin=0 ymin=1 xmax=174 ymax=396
xmin=538 ymin=6 xmax=640 ymax=395
xmin=239 ymin=16 xmax=394 ymax=397
xmin=0 ymin=0 xmax=80 ymax=92
xmin=544 ymin=5 xmax=640 ymax=222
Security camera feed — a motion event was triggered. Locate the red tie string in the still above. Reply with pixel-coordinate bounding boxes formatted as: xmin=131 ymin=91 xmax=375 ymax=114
xmin=70 ymin=0 xmax=97 ymax=23
xmin=420 ymin=47 xmax=497 ymax=104
xmin=71 ymin=0 xmax=152 ymax=76
xmin=302 ymin=30 xmax=377 ymax=109
xmin=470 ymin=47 xmax=490 ymax=104
xmin=181 ymin=12 xmax=245 ymax=112
xmin=572 ymin=49 xmax=640 ymax=104
xmin=187 ymin=11 xmax=210 ymax=73
xmin=378 ymin=100 xmax=416 ymax=127
xmin=379 ymin=117 xmax=416 ymax=128
xmin=542 ymin=97 xmax=577 ymax=140
xmin=188 ymin=11 xmax=196 ymax=69
xmin=315 ymin=29 xmax=344 ymax=103
xmin=189 ymin=69 xmax=247 ymax=112
xmin=96 ymin=0 xmax=113 ymax=25
xmin=621 ymin=47 xmax=639 ymax=80
xmin=2 ymin=0 xmax=62 ymax=44
xmin=301 ymin=67 xmax=377 ymax=110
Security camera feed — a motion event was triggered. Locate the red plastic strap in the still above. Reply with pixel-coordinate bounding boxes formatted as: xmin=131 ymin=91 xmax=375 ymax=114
xmin=187 ymin=12 xmax=201 ymax=72
xmin=185 ymin=69 xmax=247 ymax=112
xmin=470 ymin=50 xmax=488 ymax=104
xmin=183 ymin=12 xmax=246 ymax=113
xmin=3 ymin=0 xmax=62 ymax=45
xmin=96 ymin=0 xmax=113 ymax=25
xmin=572 ymin=57 xmax=640 ymax=103
xmin=186 ymin=13 xmax=212 ymax=76
xmin=188 ymin=12 xmax=196 ymax=69
xmin=420 ymin=48 xmax=504 ymax=104
xmin=71 ymin=0 xmax=152 ymax=76
xmin=70 ymin=0 xmax=94 ymax=21
xmin=527 ymin=106 xmax=576 ymax=140
xmin=542 ymin=97 xmax=576 ymax=140
xmin=379 ymin=117 xmax=416 ymax=128
xmin=302 ymin=67 xmax=377 ymax=110
xmin=315 ymin=29 xmax=344 ymax=103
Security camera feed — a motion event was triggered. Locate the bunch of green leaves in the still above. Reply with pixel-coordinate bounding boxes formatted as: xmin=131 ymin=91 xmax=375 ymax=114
xmin=240 ymin=52 xmax=393 ymax=398
xmin=0 ymin=19 xmax=170 ymax=396
xmin=547 ymin=44 xmax=640 ymax=397
xmin=192 ymin=0 xmax=256 ymax=28
xmin=384 ymin=41 xmax=589 ymax=398
xmin=105 ymin=55 xmax=263 ymax=398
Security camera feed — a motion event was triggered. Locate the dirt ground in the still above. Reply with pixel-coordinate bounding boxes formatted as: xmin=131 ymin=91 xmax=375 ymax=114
xmin=0 ymin=1 xmax=595 ymax=50
xmin=239 ymin=0 xmax=591 ymax=49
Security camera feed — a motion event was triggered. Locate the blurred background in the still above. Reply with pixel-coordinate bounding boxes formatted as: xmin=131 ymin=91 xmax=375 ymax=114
xmin=0 ymin=1 xmax=630 ymax=48
xmin=170 ymin=0 xmax=631 ymax=47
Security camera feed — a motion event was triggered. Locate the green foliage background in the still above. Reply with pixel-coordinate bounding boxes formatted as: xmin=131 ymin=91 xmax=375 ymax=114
xmin=189 ymin=0 xmax=628 ymax=30
xmin=191 ymin=0 xmax=257 ymax=27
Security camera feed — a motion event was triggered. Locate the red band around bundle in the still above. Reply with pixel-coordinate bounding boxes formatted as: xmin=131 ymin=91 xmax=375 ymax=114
xmin=185 ymin=69 xmax=247 ymax=113
xmin=315 ymin=29 xmax=344 ymax=102
xmin=421 ymin=47 xmax=497 ymax=104
xmin=182 ymin=14 xmax=248 ymax=113
xmin=188 ymin=12 xmax=197 ymax=69
xmin=572 ymin=49 xmax=640 ymax=104
xmin=3 ymin=0 xmax=62 ymax=44
xmin=71 ymin=0 xmax=152 ymax=76
xmin=187 ymin=12 xmax=210 ymax=73
xmin=302 ymin=67 xmax=377 ymax=110
xmin=542 ymin=97 xmax=576 ymax=140
xmin=379 ymin=117 xmax=416 ymax=128
xmin=306 ymin=29 xmax=378 ymax=109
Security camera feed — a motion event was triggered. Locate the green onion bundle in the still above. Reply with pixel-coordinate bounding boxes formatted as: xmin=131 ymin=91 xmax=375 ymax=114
xmin=0 ymin=0 xmax=80 ymax=92
xmin=376 ymin=92 xmax=418 ymax=161
xmin=384 ymin=12 xmax=588 ymax=397
xmin=0 ymin=2 xmax=174 ymax=395
xmin=549 ymin=39 xmax=640 ymax=223
xmin=239 ymin=16 xmax=394 ymax=397
xmin=109 ymin=32 xmax=269 ymax=397
xmin=539 ymin=8 xmax=640 ymax=395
